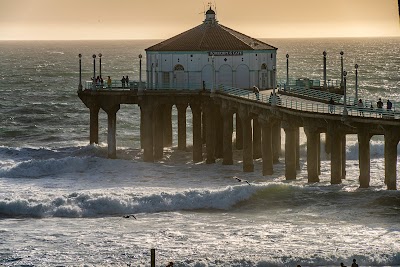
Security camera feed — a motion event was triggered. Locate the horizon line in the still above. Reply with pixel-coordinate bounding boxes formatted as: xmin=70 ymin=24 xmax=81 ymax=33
xmin=1 ymin=35 xmax=400 ymax=41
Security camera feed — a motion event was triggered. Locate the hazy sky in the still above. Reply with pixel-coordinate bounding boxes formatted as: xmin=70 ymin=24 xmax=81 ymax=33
xmin=0 ymin=0 xmax=399 ymax=40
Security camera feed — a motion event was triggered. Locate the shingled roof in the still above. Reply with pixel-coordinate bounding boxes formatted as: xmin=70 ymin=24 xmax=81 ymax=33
xmin=146 ymin=9 xmax=277 ymax=52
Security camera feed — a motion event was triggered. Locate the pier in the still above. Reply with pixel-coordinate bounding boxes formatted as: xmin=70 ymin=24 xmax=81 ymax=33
xmin=78 ymin=82 xmax=400 ymax=190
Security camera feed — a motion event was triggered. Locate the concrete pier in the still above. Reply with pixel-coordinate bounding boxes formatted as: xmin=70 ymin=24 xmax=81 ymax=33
xmin=78 ymin=84 xmax=400 ymax=191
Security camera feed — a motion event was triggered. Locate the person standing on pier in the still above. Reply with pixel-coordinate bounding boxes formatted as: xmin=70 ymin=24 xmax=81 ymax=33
xmin=387 ymin=99 xmax=392 ymax=111
xmin=126 ymin=75 xmax=130 ymax=88
xmin=377 ymin=98 xmax=383 ymax=117
xmin=252 ymin=86 xmax=260 ymax=100
xmin=358 ymin=99 xmax=364 ymax=116
xmin=328 ymin=97 xmax=335 ymax=113
xmin=107 ymin=76 xmax=112 ymax=89
xmin=121 ymin=76 xmax=126 ymax=88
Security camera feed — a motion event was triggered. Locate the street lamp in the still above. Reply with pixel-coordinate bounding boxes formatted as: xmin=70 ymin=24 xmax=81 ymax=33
xmin=272 ymin=65 xmax=276 ymax=105
xmin=139 ymin=54 xmax=142 ymax=91
xmin=92 ymin=54 xmax=96 ymax=89
xmin=340 ymin=51 xmax=344 ymax=89
xmin=286 ymin=53 xmax=289 ymax=91
xmin=211 ymin=54 xmax=215 ymax=93
xmin=323 ymin=51 xmax=327 ymax=89
xmin=78 ymin=53 xmax=82 ymax=91
xmin=98 ymin=53 xmax=102 ymax=78
xmin=355 ymin=64 xmax=359 ymax=102
xmin=343 ymin=70 xmax=348 ymax=116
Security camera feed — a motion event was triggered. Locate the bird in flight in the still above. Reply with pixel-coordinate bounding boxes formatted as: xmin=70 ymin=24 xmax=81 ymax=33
xmin=234 ymin=177 xmax=251 ymax=185
xmin=123 ymin=214 xmax=137 ymax=219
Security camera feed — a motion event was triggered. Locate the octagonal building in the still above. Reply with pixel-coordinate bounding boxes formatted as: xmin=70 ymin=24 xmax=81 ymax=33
xmin=145 ymin=7 xmax=278 ymax=90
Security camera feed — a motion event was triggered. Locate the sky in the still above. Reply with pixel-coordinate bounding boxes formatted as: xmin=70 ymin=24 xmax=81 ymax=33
xmin=0 ymin=0 xmax=399 ymax=40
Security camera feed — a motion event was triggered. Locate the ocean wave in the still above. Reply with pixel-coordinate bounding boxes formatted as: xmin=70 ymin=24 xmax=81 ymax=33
xmin=0 ymin=185 xmax=257 ymax=218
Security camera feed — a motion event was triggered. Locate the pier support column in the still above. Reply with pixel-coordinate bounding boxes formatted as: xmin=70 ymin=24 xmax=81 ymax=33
xmin=177 ymin=104 xmax=187 ymax=151
xmin=103 ymin=105 xmax=120 ymax=159
xmin=384 ymin=128 xmax=400 ymax=190
xmin=283 ymin=122 xmax=297 ymax=180
xmin=325 ymin=133 xmax=331 ymax=154
xmin=222 ymin=109 xmax=233 ymax=165
xmin=253 ymin=119 xmax=262 ymax=159
xmin=259 ymin=117 xmax=273 ymax=175
xmin=304 ymin=126 xmax=319 ymax=183
xmin=317 ymin=136 xmax=321 ymax=175
xmin=342 ymin=134 xmax=346 ymax=179
xmin=357 ymin=129 xmax=371 ymax=188
xmin=141 ymin=101 xmax=154 ymax=162
xmin=236 ymin=114 xmax=243 ymax=150
xmin=205 ymin=102 xmax=216 ymax=164
xmin=239 ymin=109 xmax=254 ymax=172
xmin=295 ymin=127 xmax=300 ymax=170
xmin=215 ymin=109 xmax=224 ymax=158
xmin=140 ymin=106 xmax=144 ymax=149
xmin=202 ymin=111 xmax=207 ymax=145
xmin=272 ymin=120 xmax=281 ymax=163
xmin=163 ymin=104 xmax=173 ymax=147
xmin=328 ymin=123 xmax=342 ymax=184
xmin=190 ymin=103 xmax=203 ymax=163
xmin=153 ymin=105 xmax=164 ymax=160
xmin=89 ymin=104 xmax=100 ymax=145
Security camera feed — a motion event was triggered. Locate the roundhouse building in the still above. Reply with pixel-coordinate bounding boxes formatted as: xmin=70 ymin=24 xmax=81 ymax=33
xmin=145 ymin=8 xmax=278 ymax=90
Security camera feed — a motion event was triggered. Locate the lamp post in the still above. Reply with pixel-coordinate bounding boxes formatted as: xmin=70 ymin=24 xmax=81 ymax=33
xmin=323 ymin=51 xmax=327 ymax=89
xmin=286 ymin=53 xmax=289 ymax=91
xmin=340 ymin=51 xmax=344 ymax=89
xmin=355 ymin=64 xmax=359 ymax=102
xmin=92 ymin=54 xmax=96 ymax=89
xmin=272 ymin=65 xmax=276 ymax=105
xmin=343 ymin=70 xmax=348 ymax=116
xmin=78 ymin=53 xmax=82 ymax=91
xmin=98 ymin=53 xmax=102 ymax=78
xmin=139 ymin=54 xmax=142 ymax=91
xmin=211 ymin=54 xmax=215 ymax=93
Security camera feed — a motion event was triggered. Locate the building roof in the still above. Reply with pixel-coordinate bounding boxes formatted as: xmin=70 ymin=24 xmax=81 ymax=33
xmin=146 ymin=9 xmax=277 ymax=52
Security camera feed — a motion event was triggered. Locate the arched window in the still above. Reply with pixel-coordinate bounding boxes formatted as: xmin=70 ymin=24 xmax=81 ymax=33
xmin=261 ymin=63 xmax=267 ymax=70
xmin=174 ymin=64 xmax=184 ymax=71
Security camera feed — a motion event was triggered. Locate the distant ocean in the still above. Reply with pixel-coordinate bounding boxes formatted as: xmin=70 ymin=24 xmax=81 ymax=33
xmin=0 ymin=38 xmax=400 ymax=267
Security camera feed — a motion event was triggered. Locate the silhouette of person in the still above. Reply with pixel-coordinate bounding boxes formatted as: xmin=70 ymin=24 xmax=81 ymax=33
xmin=121 ymin=76 xmax=126 ymax=88
xmin=253 ymin=86 xmax=260 ymax=100
xmin=340 ymin=263 xmax=347 ymax=267
xmin=351 ymin=258 xmax=358 ymax=267
xmin=107 ymin=76 xmax=112 ymax=88
xmin=357 ymin=99 xmax=364 ymax=116
xmin=166 ymin=262 xmax=174 ymax=267
xmin=387 ymin=99 xmax=392 ymax=111
xmin=126 ymin=75 xmax=130 ymax=88
xmin=329 ymin=97 xmax=335 ymax=113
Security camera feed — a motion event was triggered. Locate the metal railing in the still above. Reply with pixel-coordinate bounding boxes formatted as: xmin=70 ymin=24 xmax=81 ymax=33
xmin=219 ymin=84 xmax=400 ymax=120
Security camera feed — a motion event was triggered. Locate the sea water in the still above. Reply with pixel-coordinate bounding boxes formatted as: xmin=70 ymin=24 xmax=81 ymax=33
xmin=0 ymin=38 xmax=399 ymax=266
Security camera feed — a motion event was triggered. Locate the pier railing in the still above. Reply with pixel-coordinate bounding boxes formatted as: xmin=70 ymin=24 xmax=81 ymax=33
xmin=219 ymin=85 xmax=400 ymax=120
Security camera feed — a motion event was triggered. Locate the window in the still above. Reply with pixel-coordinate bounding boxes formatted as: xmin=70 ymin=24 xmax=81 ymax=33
xmin=174 ymin=64 xmax=184 ymax=71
